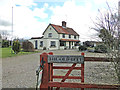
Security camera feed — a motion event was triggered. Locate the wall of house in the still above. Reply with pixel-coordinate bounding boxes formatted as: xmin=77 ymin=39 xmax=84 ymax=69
xmin=29 ymin=39 xmax=44 ymax=49
xmin=29 ymin=39 xmax=59 ymax=50
xmin=59 ymin=34 xmax=79 ymax=40
xmin=44 ymin=39 xmax=59 ymax=50
xmin=44 ymin=25 xmax=59 ymax=39
xmin=43 ymin=25 xmax=60 ymax=50
xmin=59 ymin=46 xmax=64 ymax=49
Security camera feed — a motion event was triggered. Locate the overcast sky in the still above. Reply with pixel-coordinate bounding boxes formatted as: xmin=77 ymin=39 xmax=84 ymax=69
xmin=0 ymin=0 xmax=118 ymax=41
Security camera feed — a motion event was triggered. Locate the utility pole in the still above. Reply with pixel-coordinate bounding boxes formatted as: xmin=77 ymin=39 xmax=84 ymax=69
xmin=11 ymin=6 xmax=13 ymax=46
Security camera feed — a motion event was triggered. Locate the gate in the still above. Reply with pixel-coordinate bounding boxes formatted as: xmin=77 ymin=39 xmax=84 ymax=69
xmin=36 ymin=52 xmax=120 ymax=90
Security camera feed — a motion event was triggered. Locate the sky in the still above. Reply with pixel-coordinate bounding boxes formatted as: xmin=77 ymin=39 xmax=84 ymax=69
xmin=0 ymin=0 xmax=119 ymax=41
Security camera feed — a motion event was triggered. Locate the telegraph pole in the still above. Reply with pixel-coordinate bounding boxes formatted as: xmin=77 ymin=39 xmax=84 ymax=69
xmin=11 ymin=6 xmax=13 ymax=46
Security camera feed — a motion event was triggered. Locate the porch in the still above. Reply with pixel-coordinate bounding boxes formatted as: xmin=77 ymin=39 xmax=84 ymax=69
xmin=59 ymin=39 xmax=80 ymax=49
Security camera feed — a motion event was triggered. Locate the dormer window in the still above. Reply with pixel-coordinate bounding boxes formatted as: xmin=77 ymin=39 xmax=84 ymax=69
xmin=69 ymin=35 xmax=71 ymax=38
xmin=62 ymin=34 xmax=65 ymax=38
xmin=48 ymin=33 xmax=52 ymax=37
xmin=50 ymin=28 xmax=51 ymax=30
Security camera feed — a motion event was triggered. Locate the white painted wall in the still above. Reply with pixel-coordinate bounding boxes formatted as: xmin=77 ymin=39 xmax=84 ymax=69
xmin=29 ymin=39 xmax=44 ymax=49
xmin=44 ymin=39 xmax=59 ymax=50
xmin=59 ymin=34 xmax=79 ymax=40
xmin=44 ymin=25 xmax=59 ymax=39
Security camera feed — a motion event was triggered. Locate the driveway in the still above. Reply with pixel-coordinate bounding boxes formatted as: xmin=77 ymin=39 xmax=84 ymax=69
xmin=2 ymin=53 xmax=40 ymax=88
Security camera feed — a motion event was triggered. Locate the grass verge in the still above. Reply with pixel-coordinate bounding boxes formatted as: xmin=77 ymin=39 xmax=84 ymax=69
xmin=1 ymin=47 xmax=39 ymax=58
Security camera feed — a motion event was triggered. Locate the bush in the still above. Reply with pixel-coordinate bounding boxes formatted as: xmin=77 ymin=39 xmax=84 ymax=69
xmin=22 ymin=40 xmax=34 ymax=52
xmin=2 ymin=40 xmax=9 ymax=48
xmin=95 ymin=44 xmax=107 ymax=53
xmin=12 ymin=40 xmax=21 ymax=54
xmin=43 ymin=47 xmax=46 ymax=50
xmin=78 ymin=45 xmax=87 ymax=51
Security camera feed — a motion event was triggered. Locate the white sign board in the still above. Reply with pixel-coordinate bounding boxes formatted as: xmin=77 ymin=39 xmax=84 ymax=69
xmin=48 ymin=55 xmax=84 ymax=64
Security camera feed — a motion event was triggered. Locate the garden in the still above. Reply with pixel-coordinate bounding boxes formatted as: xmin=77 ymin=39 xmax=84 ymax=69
xmin=1 ymin=40 xmax=39 ymax=58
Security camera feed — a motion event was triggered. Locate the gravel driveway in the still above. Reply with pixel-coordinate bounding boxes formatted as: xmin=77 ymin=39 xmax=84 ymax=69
xmin=2 ymin=53 xmax=40 ymax=88
xmin=2 ymin=50 xmax=118 ymax=89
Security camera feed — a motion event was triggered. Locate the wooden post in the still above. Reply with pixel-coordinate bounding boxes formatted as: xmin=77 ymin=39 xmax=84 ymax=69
xmin=40 ymin=53 xmax=49 ymax=89
xmin=48 ymin=52 xmax=53 ymax=90
xmin=81 ymin=52 xmax=84 ymax=90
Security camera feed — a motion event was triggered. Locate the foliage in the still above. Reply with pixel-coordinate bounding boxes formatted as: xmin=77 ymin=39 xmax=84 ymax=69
xmin=43 ymin=47 xmax=46 ymax=50
xmin=78 ymin=45 xmax=87 ymax=51
xmin=12 ymin=40 xmax=21 ymax=54
xmin=94 ymin=44 xmax=107 ymax=53
xmin=83 ymin=41 xmax=94 ymax=47
xmin=22 ymin=40 xmax=34 ymax=52
xmin=2 ymin=40 xmax=9 ymax=48
xmin=93 ymin=3 xmax=120 ymax=84
xmin=87 ymin=47 xmax=95 ymax=52
xmin=99 ymin=29 xmax=114 ymax=48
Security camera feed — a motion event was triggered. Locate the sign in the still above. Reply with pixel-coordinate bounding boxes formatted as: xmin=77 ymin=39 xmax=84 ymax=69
xmin=48 ymin=55 xmax=84 ymax=63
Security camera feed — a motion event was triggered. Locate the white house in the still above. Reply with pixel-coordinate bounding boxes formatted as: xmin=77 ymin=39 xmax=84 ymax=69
xmin=29 ymin=21 xmax=80 ymax=50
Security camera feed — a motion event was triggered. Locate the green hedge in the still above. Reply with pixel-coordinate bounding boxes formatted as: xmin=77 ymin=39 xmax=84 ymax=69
xmin=95 ymin=44 xmax=107 ymax=53
xmin=12 ymin=40 xmax=21 ymax=54
xmin=78 ymin=45 xmax=87 ymax=51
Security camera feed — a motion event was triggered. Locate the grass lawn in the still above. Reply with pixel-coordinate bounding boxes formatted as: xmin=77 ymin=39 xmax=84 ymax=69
xmin=1 ymin=47 xmax=39 ymax=58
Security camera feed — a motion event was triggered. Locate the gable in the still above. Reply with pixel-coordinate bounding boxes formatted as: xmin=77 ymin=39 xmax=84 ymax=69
xmin=43 ymin=24 xmax=59 ymax=38
xmin=43 ymin=24 xmax=59 ymax=35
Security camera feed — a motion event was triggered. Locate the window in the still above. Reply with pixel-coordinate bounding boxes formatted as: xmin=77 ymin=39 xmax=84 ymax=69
xmin=75 ymin=42 xmax=79 ymax=46
xmin=51 ymin=41 xmax=56 ymax=47
xmin=48 ymin=33 xmax=52 ymax=37
xmin=72 ymin=42 xmax=73 ymax=45
xmin=69 ymin=35 xmax=71 ymax=38
xmin=60 ymin=41 xmax=66 ymax=46
xmin=74 ymin=35 xmax=76 ymax=39
xmin=62 ymin=34 xmax=65 ymax=38
xmin=40 ymin=41 xmax=43 ymax=47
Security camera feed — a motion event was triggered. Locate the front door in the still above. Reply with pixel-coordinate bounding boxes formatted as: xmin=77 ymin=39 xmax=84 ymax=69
xmin=35 ymin=40 xmax=38 ymax=49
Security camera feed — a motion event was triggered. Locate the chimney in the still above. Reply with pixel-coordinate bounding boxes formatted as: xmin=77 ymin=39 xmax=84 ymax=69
xmin=62 ymin=21 xmax=66 ymax=27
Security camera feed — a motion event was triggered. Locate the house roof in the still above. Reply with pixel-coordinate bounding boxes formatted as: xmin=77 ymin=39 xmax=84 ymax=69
xmin=43 ymin=24 xmax=79 ymax=36
xmin=51 ymin=24 xmax=79 ymax=36
xmin=60 ymin=39 xmax=80 ymax=42
xmin=31 ymin=36 xmax=43 ymax=39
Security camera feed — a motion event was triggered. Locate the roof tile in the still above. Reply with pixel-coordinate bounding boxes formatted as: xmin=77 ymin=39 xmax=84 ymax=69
xmin=51 ymin=24 xmax=79 ymax=36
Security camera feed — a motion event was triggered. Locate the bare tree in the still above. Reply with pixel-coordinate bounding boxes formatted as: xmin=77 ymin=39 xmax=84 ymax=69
xmin=0 ymin=30 xmax=10 ymax=40
xmin=92 ymin=2 xmax=120 ymax=84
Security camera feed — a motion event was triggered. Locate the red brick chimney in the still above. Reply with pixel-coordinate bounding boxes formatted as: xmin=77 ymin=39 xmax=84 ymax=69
xmin=62 ymin=21 xmax=66 ymax=27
